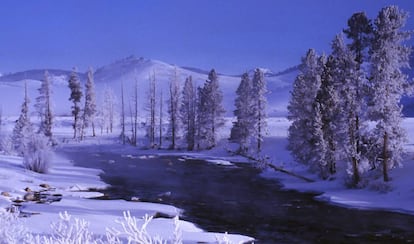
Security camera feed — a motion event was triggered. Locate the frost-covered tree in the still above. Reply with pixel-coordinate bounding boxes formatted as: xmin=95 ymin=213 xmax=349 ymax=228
xmin=287 ymin=49 xmax=322 ymax=165
xmin=180 ymin=76 xmax=197 ymax=151
xmin=127 ymin=79 xmax=139 ymax=146
xmin=120 ymin=81 xmax=126 ymax=144
xmin=231 ymin=72 xmax=254 ymax=153
xmin=81 ymin=68 xmax=97 ymax=138
xmin=196 ymin=69 xmax=225 ymax=149
xmin=102 ymin=87 xmax=117 ymax=133
xmin=12 ymin=82 xmax=33 ymax=155
xmin=368 ymin=6 xmax=412 ymax=182
xmin=68 ymin=69 xmax=83 ymax=139
xmin=13 ymin=83 xmax=52 ymax=173
xmin=252 ymin=68 xmax=268 ymax=153
xmin=343 ymin=12 xmax=374 ymax=66
xmin=314 ymin=55 xmax=341 ymax=177
xmin=167 ymin=68 xmax=181 ymax=149
xmin=146 ymin=72 xmax=157 ymax=148
xmin=311 ymin=102 xmax=329 ymax=177
xmin=35 ymin=70 xmax=53 ymax=142
xmin=159 ymin=91 xmax=163 ymax=148
xmin=331 ymin=33 xmax=368 ymax=185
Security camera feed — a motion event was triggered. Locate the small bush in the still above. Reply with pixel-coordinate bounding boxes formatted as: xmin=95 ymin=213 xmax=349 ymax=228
xmin=23 ymin=134 xmax=52 ymax=173
xmin=0 ymin=135 xmax=15 ymax=155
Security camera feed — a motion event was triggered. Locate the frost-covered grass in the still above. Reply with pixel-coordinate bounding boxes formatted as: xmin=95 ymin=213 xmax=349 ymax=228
xmin=0 ymin=210 xmax=241 ymax=244
xmin=0 ymin=210 xmax=178 ymax=244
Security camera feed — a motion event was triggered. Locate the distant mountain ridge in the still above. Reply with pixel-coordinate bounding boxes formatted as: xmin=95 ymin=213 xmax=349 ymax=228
xmin=0 ymin=56 xmax=293 ymax=116
xmin=1 ymin=54 xmax=411 ymax=117
xmin=0 ymin=69 xmax=86 ymax=82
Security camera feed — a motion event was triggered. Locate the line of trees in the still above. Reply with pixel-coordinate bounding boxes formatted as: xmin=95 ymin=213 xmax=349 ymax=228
xmin=128 ymin=69 xmax=227 ymax=150
xmin=68 ymin=68 xmax=117 ymax=141
xmin=230 ymin=68 xmax=268 ymax=155
xmin=287 ymin=6 xmax=412 ymax=185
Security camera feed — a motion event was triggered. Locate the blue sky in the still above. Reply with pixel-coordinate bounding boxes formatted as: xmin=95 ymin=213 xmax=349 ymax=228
xmin=0 ymin=0 xmax=413 ymax=74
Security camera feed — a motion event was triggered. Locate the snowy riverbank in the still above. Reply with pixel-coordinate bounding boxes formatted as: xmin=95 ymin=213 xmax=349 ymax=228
xmin=0 ymin=125 xmax=254 ymax=243
xmin=1 ymin=116 xmax=414 ymax=242
xmin=244 ymin=118 xmax=414 ymax=216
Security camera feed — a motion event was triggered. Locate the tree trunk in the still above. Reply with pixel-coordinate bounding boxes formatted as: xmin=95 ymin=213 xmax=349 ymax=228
xmin=73 ymin=114 xmax=77 ymax=139
xmin=382 ymin=132 xmax=389 ymax=182
xmin=258 ymin=108 xmax=262 ymax=152
xmin=352 ymin=156 xmax=360 ymax=185
xmin=159 ymin=91 xmax=163 ymax=149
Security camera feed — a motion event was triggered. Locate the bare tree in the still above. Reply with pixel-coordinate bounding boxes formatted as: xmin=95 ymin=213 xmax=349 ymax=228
xmin=146 ymin=72 xmax=157 ymax=148
xmin=167 ymin=68 xmax=181 ymax=149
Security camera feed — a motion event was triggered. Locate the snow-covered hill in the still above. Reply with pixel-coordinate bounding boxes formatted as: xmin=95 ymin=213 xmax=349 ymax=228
xmin=0 ymin=56 xmax=294 ymax=117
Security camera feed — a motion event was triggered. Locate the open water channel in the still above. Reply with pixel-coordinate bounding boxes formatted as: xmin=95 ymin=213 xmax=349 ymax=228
xmin=59 ymin=144 xmax=414 ymax=243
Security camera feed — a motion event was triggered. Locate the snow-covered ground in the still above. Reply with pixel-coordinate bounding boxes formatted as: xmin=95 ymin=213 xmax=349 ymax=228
xmin=0 ymin=118 xmax=254 ymax=243
xmin=1 ymin=116 xmax=414 ymax=243
xmin=233 ymin=117 xmax=414 ymax=215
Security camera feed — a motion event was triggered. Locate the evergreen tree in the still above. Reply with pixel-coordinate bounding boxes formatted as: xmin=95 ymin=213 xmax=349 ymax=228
xmin=252 ymin=68 xmax=268 ymax=153
xmin=12 ymin=83 xmax=33 ymax=155
xmin=331 ymin=33 xmax=367 ymax=185
xmin=197 ymin=69 xmax=225 ymax=149
xmin=68 ymin=69 xmax=83 ymax=139
xmin=167 ymin=68 xmax=180 ymax=149
xmin=231 ymin=72 xmax=254 ymax=153
xmin=287 ymin=49 xmax=322 ymax=165
xmin=311 ymin=102 xmax=329 ymax=177
xmin=196 ymin=86 xmax=207 ymax=150
xmin=314 ymin=55 xmax=341 ymax=177
xmin=342 ymin=13 xmax=373 ymax=185
xmin=368 ymin=6 xmax=412 ymax=182
xmin=82 ymin=68 xmax=97 ymax=138
xmin=35 ymin=71 xmax=53 ymax=142
xmin=180 ymin=76 xmax=197 ymax=151
xmin=343 ymin=12 xmax=373 ymax=66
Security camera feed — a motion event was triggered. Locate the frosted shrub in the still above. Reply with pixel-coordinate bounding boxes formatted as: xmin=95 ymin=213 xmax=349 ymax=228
xmin=172 ymin=215 xmax=182 ymax=244
xmin=108 ymin=211 xmax=167 ymax=244
xmin=0 ymin=210 xmax=31 ymax=244
xmin=44 ymin=212 xmax=98 ymax=244
xmin=0 ymin=135 xmax=15 ymax=155
xmin=0 ymin=210 xmax=232 ymax=244
xmin=23 ymin=134 xmax=52 ymax=173
xmin=215 ymin=232 xmax=232 ymax=244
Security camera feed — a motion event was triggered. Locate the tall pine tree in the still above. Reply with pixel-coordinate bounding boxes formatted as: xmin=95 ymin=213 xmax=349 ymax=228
xmin=252 ymin=68 xmax=268 ymax=153
xmin=82 ymin=68 xmax=97 ymax=138
xmin=287 ymin=49 xmax=322 ymax=165
xmin=331 ymin=33 xmax=367 ymax=185
xmin=368 ymin=6 xmax=412 ymax=182
xmin=68 ymin=69 xmax=83 ymax=139
xmin=12 ymin=82 xmax=33 ymax=155
xmin=313 ymin=55 xmax=341 ymax=177
xmin=180 ymin=76 xmax=197 ymax=151
xmin=197 ymin=69 xmax=225 ymax=149
xmin=231 ymin=72 xmax=254 ymax=153
xmin=35 ymin=71 xmax=53 ymax=142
